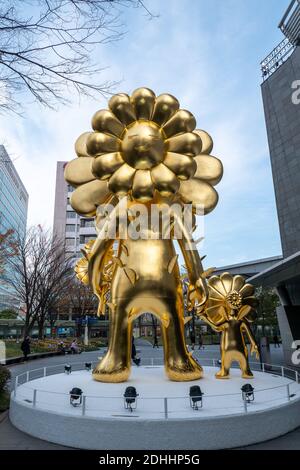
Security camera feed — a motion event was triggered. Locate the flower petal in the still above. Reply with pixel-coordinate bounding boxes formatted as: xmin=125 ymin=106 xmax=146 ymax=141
xmin=132 ymin=169 xmax=154 ymax=202
xmin=108 ymin=93 xmax=136 ymax=126
xmin=108 ymin=163 xmax=136 ymax=196
xmin=232 ymin=275 xmax=245 ymax=292
xmin=64 ymin=157 xmax=95 ymax=187
xmin=91 ymin=109 xmax=125 ymax=137
xmin=151 ymin=93 xmax=179 ymax=126
xmin=206 ymin=305 xmax=227 ymax=324
xmin=220 ymin=272 xmax=233 ymax=295
xmin=194 ymin=154 xmax=223 ymax=186
xmin=75 ymin=132 xmax=93 ymax=157
xmin=86 ymin=132 xmax=120 ymax=156
xmin=178 ymin=178 xmax=219 ymax=214
xmin=208 ymin=275 xmax=227 ymax=296
xmin=70 ymin=180 xmax=110 ymax=217
xmin=92 ymin=152 xmax=124 ymax=180
xmin=164 ymin=152 xmax=196 ymax=180
xmin=194 ymin=129 xmax=213 ymax=154
xmin=240 ymin=283 xmax=255 ymax=298
xmin=237 ymin=305 xmax=253 ymax=321
xmin=243 ymin=296 xmax=258 ymax=308
xmin=151 ymin=163 xmax=180 ymax=197
xmin=166 ymin=132 xmax=202 ymax=157
xmin=163 ymin=109 xmax=196 ymax=138
xmin=131 ymin=87 xmax=156 ymax=120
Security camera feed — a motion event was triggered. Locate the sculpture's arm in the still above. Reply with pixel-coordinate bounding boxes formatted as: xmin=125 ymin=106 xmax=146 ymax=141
xmin=241 ymin=321 xmax=259 ymax=358
xmin=198 ymin=312 xmax=225 ymax=332
xmin=88 ymin=203 xmax=120 ymax=312
xmin=172 ymin=208 xmax=208 ymax=306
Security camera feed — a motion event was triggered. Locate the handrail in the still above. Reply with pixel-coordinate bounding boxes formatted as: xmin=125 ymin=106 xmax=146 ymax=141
xmin=13 ymin=359 xmax=299 ymax=401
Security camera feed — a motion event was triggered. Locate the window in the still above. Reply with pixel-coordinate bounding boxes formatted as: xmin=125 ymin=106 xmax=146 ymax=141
xmin=81 ymin=218 xmax=94 ymax=228
xmin=66 ymin=224 xmax=76 ymax=232
xmin=80 ymin=235 xmax=95 ymax=244
xmin=67 ymin=184 xmax=74 ymax=192
xmin=66 ymin=211 xmax=76 ymax=219
xmin=65 ymin=238 xmax=75 ymax=247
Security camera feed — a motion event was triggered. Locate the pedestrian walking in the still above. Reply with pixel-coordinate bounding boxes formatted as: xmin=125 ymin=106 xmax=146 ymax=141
xmin=198 ymin=333 xmax=204 ymax=350
xmin=190 ymin=331 xmax=196 ymax=350
xmin=21 ymin=336 xmax=31 ymax=362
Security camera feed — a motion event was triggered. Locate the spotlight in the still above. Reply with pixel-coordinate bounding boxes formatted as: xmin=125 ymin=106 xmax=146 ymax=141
xmin=85 ymin=362 xmax=92 ymax=371
xmin=241 ymin=384 xmax=255 ymax=403
xmin=124 ymin=386 xmax=138 ymax=412
xmin=189 ymin=385 xmax=203 ymax=410
xmin=69 ymin=387 xmax=83 ymax=407
xmin=65 ymin=364 xmax=72 ymax=374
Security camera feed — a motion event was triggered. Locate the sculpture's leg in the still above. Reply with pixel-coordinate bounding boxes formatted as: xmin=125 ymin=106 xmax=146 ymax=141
xmin=93 ymin=301 xmax=132 ymax=383
xmin=215 ymin=352 xmax=231 ymax=379
xmin=239 ymin=351 xmax=253 ymax=379
xmin=161 ymin=296 xmax=203 ymax=382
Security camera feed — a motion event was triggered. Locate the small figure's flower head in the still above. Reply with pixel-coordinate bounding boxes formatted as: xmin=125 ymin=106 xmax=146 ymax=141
xmin=204 ymin=272 xmax=257 ymax=323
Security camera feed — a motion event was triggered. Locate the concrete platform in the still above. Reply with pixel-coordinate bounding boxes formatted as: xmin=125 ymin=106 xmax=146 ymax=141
xmin=9 ymin=366 xmax=300 ymax=449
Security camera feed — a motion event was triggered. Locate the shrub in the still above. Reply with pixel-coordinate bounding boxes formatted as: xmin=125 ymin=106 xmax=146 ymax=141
xmin=0 ymin=365 xmax=11 ymax=393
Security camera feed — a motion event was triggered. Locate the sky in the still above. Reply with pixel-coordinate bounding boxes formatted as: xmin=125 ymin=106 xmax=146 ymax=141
xmin=0 ymin=0 xmax=290 ymax=268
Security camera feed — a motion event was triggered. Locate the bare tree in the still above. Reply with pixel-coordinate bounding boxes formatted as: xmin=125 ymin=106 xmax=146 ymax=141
xmin=34 ymin=238 xmax=73 ymax=339
xmin=5 ymin=226 xmax=72 ymax=338
xmin=0 ymin=0 xmax=152 ymax=112
xmin=0 ymin=228 xmax=17 ymax=276
xmin=63 ymin=278 xmax=98 ymax=336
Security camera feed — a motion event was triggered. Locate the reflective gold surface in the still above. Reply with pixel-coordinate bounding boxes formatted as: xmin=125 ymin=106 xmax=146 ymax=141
xmin=197 ymin=273 xmax=259 ymax=379
xmin=64 ymin=87 xmax=224 ymax=383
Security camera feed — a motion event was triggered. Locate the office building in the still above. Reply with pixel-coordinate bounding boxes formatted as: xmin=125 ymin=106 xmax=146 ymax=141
xmin=53 ymin=161 xmax=96 ymax=259
xmin=0 ymin=145 xmax=28 ymax=310
xmin=251 ymin=0 xmax=300 ymax=366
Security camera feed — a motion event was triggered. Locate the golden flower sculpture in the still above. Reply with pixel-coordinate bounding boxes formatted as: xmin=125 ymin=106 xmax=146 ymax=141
xmin=64 ymin=88 xmax=223 ymax=216
xmin=204 ymin=272 xmax=257 ymax=324
xmin=198 ymin=273 xmax=259 ymax=379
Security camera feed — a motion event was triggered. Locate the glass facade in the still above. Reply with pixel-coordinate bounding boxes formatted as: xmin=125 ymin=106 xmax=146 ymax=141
xmin=0 ymin=145 xmax=28 ymax=310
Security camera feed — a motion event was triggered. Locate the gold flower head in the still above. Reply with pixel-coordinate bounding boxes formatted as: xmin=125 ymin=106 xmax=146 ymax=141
xmin=64 ymin=88 xmax=223 ymax=216
xmin=203 ymin=272 xmax=257 ymax=324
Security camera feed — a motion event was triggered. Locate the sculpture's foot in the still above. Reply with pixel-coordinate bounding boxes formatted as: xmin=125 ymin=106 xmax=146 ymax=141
xmin=92 ymin=356 xmax=130 ymax=383
xmin=242 ymin=371 xmax=254 ymax=379
xmin=165 ymin=355 xmax=203 ymax=382
xmin=215 ymin=369 xmax=230 ymax=379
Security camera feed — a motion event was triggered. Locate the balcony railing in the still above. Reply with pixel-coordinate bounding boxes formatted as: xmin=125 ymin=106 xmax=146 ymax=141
xmin=260 ymin=37 xmax=294 ymax=80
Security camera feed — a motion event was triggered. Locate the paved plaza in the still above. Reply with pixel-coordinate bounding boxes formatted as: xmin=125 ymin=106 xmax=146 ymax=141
xmin=0 ymin=339 xmax=299 ymax=450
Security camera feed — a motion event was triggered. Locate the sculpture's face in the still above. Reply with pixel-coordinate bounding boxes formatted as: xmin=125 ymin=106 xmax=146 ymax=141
xmin=226 ymin=291 xmax=243 ymax=312
xmin=65 ymin=88 xmax=223 ymax=217
xmin=121 ymin=122 xmax=165 ymax=170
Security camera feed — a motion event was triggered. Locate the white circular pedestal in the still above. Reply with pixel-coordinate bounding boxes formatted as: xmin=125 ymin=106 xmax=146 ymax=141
xmin=10 ymin=366 xmax=300 ymax=449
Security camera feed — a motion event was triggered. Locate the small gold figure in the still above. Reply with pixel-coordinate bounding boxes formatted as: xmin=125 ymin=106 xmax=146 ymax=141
xmin=197 ymin=272 xmax=259 ymax=379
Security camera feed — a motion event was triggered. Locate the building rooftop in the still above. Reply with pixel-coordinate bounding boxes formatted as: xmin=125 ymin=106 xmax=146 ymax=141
xmin=260 ymin=0 xmax=300 ymax=80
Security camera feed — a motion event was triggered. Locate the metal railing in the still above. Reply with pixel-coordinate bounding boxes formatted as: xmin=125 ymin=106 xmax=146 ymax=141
xmin=260 ymin=37 xmax=294 ymax=80
xmin=12 ymin=359 xmax=300 ymax=419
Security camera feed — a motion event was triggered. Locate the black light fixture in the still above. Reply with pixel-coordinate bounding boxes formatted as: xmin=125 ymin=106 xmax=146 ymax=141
xmin=65 ymin=364 xmax=72 ymax=375
xmin=189 ymin=385 xmax=203 ymax=410
xmin=124 ymin=386 xmax=138 ymax=412
xmin=69 ymin=387 xmax=83 ymax=407
xmin=85 ymin=362 xmax=92 ymax=371
xmin=241 ymin=384 xmax=255 ymax=403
